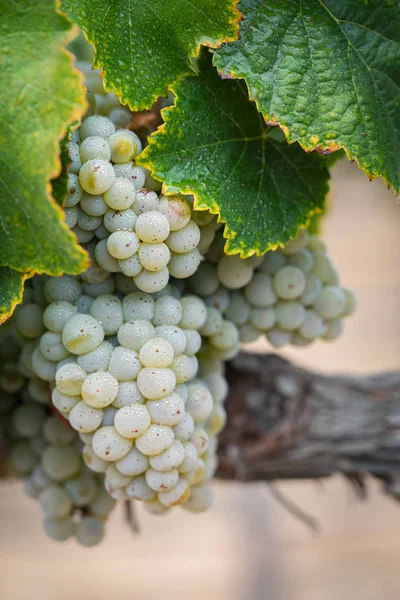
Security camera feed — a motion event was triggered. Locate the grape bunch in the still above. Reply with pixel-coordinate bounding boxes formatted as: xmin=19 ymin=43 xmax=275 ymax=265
xmin=65 ymin=114 xmax=205 ymax=294
xmin=0 ymin=359 xmax=115 ymax=546
xmin=189 ymin=227 xmax=356 ymax=348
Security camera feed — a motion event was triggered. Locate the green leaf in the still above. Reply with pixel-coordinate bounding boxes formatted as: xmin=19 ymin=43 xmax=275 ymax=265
xmin=138 ymin=51 xmax=329 ymax=256
xmin=0 ymin=0 xmax=88 ymax=276
xmin=214 ymin=0 xmax=400 ymax=190
xmin=60 ymin=0 xmax=239 ymax=110
xmin=0 ymin=268 xmax=29 ymax=324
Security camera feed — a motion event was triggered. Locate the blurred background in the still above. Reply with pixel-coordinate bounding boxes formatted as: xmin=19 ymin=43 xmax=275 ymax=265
xmin=1 ymin=159 xmax=399 ymax=600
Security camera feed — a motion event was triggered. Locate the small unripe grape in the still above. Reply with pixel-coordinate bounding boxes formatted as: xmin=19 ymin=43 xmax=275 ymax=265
xmin=155 ymin=325 xmax=187 ymax=355
xmin=31 ymin=347 xmax=57 ymax=381
xmin=116 ymin=447 xmax=149 ymax=476
xmin=75 ymin=517 xmax=104 ymax=547
xmin=16 ymin=303 xmax=45 ymax=339
xmin=122 ymin=291 xmax=154 ymax=321
xmin=69 ymin=400 xmax=103 ymax=432
xmin=183 ymin=483 xmax=214 ymax=512
xmin=103 ymin=208 xmax=137 ymax=232
xmin=172 ymin=413 xmax=194 ymax=442
xmin=314 ymin=286 xmax=346 ymax=319
xmin=41 ymin=446 xmax=80 ymax=481
xmin=145 ymin=468 xmax=179 ymax=492
xmin=186 ymin=384 xmax=213 ymax=422
xmin=65 ymin=173 xmax=83 ymax=207
xmin=275 ymin=301 xmax=306 ymax=330
xmin=80 ymin=193 xmax=108 ymax=217
xmin=281 ymin=229 xmax=309 ymax=255
xmin=118 ymin=253 xmax=143 ymax=277
xmin=114 ymin=404 xmax=151 ymax=438
xmin=39 ymin=486 xmax=72 ymax=519
xmin=146 ymin=393 xmax=185 ymax=426
xmin=138 ymin=242 xmax=171 ymax=272
xmin=107 ymin=231 xmax=139 ymax=260
xmin=299 ymin=310 xmax=326 ymax=339
xmin=113 ymin=163 xmax=146 ymax=189
xmin=113 ymin=381 xmax=144 ymax=408
xmin=149 ymin=440 xmax=185 ymax=472
xmin=56 ymin=363 xmax=86 ymax=396
xmin=179 ymin=296 xmax=207 ymax=329
xmin=266 ymin=328 xmax=292 ymax=348
xmin=39 ymin=332 xmax=70 ymax=362
xmin=158 ymin=478 xmax=190 ymax=507
xmin=166 ymin=220 xmax=200 ymax=253
xmin=108 ymin=346 xmax=141 ymax=381
xmin=133 ymin=189 xmax=159 ymax=214
xmin=125 ymin=476 xmax=155 ymax=501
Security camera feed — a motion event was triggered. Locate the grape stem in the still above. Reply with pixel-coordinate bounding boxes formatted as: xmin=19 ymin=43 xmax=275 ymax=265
xmin=218 ymin=353 xmax=400 ymax=502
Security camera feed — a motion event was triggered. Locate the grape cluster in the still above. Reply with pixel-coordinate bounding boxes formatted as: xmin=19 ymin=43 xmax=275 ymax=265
xmin=65 ymin=114 xmax=205 ymax=294
xmin=0 ymin=363 xmax=115 ymax=546
xmin=189 ymin=227 xmax=356 ymax=348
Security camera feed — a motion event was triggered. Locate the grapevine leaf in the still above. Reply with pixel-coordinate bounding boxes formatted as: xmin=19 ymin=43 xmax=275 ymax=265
xmin=60 ymin=0 xmax=239 ymax=110
xmin=0 ymin=0 xmax=89 ymax=276
xmin=214 ymin=0 xmax=400 ymax=190
xmin=0 ymin=268 xmax=30 ymax=324
xmin=138 ymin=51 xmax=330 ymax=256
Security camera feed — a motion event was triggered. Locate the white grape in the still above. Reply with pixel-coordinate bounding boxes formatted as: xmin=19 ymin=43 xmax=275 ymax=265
xmin=67 ymin=140 xmax=81 ymax=174
xmin=191 ymin=428 xmax=209 ymax=455
xmin=275 ymin=301 xmax=306 ymax=330
xmin=79 ymin=136 xmax=111 ymax=163
xmin=39 ymin=332 xmax=70 ymax=362
xmin=145 ymin=468 xmax=179 ymax=492
xmin=118 ymin=253 xmax=142 ymax=277
xmin=43 ymin=301 xmax=78 ymax=334
xmin=13 ymin=404 xmax=46 ymax=438
xmin=56 ymin=363 xmax=86 ymax=396
xmin=183 ymin=329 xmax=202 ymax=356
xmin=187 ymin=262 xmax=219 ymax=297
xmin=31 ymin=347 xmax=57 ymax=381
xmin=15 ymin=303 xmax=45 ymax=339
xmin=134 ymin=267 xmax=169 ymax=293
xmin=266 ymin=328 xmax=292 ymax=348
xmin=300 ymin=273 xmax=323 ymax=306
xmin=79 ymin=159 xmax=115 ymax=195
xmin=42 ymin=415 xmax=76 ymax=446
xmin=173 ymin=412 xmax=194 ymax=442
xmin=114 ymin=404 xmax=151 ymax=439
xmin=51 ymin=388 xmax=80 ymax=414
xmin=81 ymin=371 xmax=119 ymax=408
xmin=281 ymin=229 xmax=309 ymax=255
xmin=166 ymin=220 xmax=200 ymax=253
xmin=122 ymin=291 xmax=154 ymax=321
xmin=103 ymin=208 xmax=137 ymax=232
xmin=274 ymin=266 xmax=306 ymax=300
xmin=64 ymin=206 xmax=78 ymax=229
xmin=108 ymin=130 xmax=142 ymax=163
xmin=112 ymin=381 xmax=144 ymax=408
xmin=89 ymin=294 xmax=123 ymax=335
xmin=72 ymin=225 xmax=95 ymax=244
xmin=105 ymin=464 xmax=132 ymax=488
xmin=64 ymin=474 xmax=97 ymax=506
xmin=41 ymin=446 xmax=80 ymax=481
xmin=135 ymin=210 xmax=170 ymax=243
xmin=137 ymin=367 xmax=176 ymax=400
xmin=82 ymin=276 xmax=116 ymax=297
xmin=79 ymin=115 xmax=115 ymax=140
xmin=107 ymin=230 xmax=139 ymax=260
xmin=207 ymin=404 xmax=227 ymax=435
xmin=149 ymin=440 xmax=185 ymax=472
xmin=158 ymin=196 xmax=191 ymax=231
xmin=179 ymin=296 xmax=207 ymax=329
xmin=146 ymin=393 xmax=185 ymax=426
xmin=108 ymin=107 xmax=132 ymax=128
xmin=69 ymin=400 xmax=103 ymax=432
xmin=288 ymin=248 xmax=313 ymax=272
xmin=155 ymin=325 xmax=187 ymax=355
xmin=94 ymin=222 xmax=109 ymax=239
xmin=178 ymin=442 xmax=198 ymax=473
xmin=342 ymin=289 xmax=357 ymax=317
xmin=39 ymin=486 xmax=72 ymax=519
xmin=108 ymin=346 xmax=141 ymax=381
xmin=133 ymin=189 xmax=159 ymax=214
xmin=77 ymin=341 xmax=113 ymax=373
xmin=117 ymin=320 xmax=154 ymax=351
xmin=311 ymin=252 xmax=336 ymax=283
xmin=186 ymin=384 xmax=213 ymax=422
xmin=76 ymin=207 xmax=102 ymax=231
xmin=82 ymin=444 xmax=108 ymax=473
xmin=249 ymin=307 xmax=276 ymax=331
xmin=314 ymin=286 xmax=346 ymax=319
xmin=244 ymin=273 xmax=277 ymax=307
xmin=62 ymin=314 xmax=104 ymax=355
xmin=168 ymin=249 xmax=201 ymax=279
xmin=92 ymin=426 xmax=132 ymax=461
xmin=75 ymin=517 xmax=104 ymax=547
xmin=113 ymin=163 xmax=146 ymax=189
xmin=116 ymin=447 xmax=149 ymax=476
xmin=217 ymin=255 xmax=253 ymax=289
xmin=158 ymin=478 xmax=189 ymax=507
xmin=44 ymin=276 xmax=82 ymax=304
xmin=170 ymin=355 xmax=196 ymax=384
xmin=139 ymin=337 xmax=174 ymax=368
xmin=65 ymin=173 xmax=83 ymax=207
xmin=80 ymin=193 xmax=108 ymax=217
xmin=135 ymin=424 xmax=174 ymax=456
xmin=125 ymin=476 xmax=155 ymax=501
xmin=138 ymin=242 xmax=171 ymax=272
xmin=95 ymin=239 xmax=120 ymax=272
xmin=299 ymin=310 xmax=326 ymax=339
xmin=203 ymin=373 xmax=228 ymax=403
xmin=322 ymin=318 xmax=343 ymax=340
xmin=152 ymin=295 xmax=182 ymax=326
xmin=43 ymin=517 xmax=75 ymax=541
xmin=199 ymin=307 xmax=223 ymax=337
xmin=103 ymin=177 xmax=136 ymax=210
